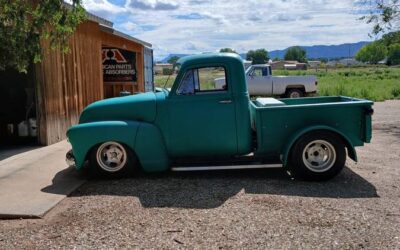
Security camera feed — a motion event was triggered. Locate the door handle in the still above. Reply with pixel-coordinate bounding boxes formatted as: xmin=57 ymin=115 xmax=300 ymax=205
xmin=219 ymin=100 xmax=232 ymax=104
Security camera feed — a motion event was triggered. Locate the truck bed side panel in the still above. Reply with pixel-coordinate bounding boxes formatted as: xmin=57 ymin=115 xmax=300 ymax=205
xmin=251 ymin=98 xmax=373 ymax=156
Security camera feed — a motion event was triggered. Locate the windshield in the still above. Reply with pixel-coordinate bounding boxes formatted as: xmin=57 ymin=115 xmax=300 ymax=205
xmin=163 ymin=63 xmax=181 ymax=90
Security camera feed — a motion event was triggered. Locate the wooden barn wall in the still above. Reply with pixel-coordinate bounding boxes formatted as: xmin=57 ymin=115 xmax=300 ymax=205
xmin=100 ymin=31 xmax=145 ymax=94
xmin=35 ymin=21 xmax=103 ymax=145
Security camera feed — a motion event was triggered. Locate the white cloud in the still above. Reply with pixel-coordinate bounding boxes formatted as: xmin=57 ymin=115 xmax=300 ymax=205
xmin=83 ymin=0 xmax=375 ymax=59
xmin=120 ymin=21 xmax=140 ymax=31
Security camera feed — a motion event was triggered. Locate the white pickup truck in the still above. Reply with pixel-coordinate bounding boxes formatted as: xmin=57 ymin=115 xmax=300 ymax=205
xmin=214 ymin=64 xmax=318 ymax=98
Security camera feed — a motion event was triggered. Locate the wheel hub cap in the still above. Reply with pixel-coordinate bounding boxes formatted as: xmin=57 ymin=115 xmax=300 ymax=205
xmin=302 ymin=140 xmax=336 ymax=173
xmin=96 ymin=142 xmax=127 ymax=172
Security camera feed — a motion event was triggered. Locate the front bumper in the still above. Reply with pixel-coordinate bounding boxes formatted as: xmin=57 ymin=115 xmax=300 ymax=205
xmin=66 ymin=149 xmax=76 ymax=167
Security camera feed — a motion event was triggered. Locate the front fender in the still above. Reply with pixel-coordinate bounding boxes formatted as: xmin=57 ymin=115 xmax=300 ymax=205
xmin=134 ymin=122 xmax=169 ymax=172
xmin=67 ymin=120 xmax=170 ymax=172
xmin=282 ymin=125 xmax=357 ymax=167
xmin=67 ymin=121 xmax=140 ymax=170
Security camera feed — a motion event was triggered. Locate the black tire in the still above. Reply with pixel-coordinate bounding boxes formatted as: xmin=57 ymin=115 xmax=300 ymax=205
xmin=287 ymin=131 xmax=346 ymax=181
xmin=88 ymin=141 xmax=137 ymax=178
xmin=286 ymin=88 xmax=304 ymax=98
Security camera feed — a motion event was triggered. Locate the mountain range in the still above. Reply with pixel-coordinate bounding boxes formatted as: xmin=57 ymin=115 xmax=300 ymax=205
xmin=159 ymin=41 xmax=370 ymax=63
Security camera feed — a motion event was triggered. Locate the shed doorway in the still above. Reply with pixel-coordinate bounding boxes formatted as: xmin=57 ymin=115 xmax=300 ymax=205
xmin=0 ymin=66 xmax=38 ymax=148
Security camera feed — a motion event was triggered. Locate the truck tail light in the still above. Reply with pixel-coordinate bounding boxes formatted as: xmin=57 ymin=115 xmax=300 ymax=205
xmin=365 ymin=107 xmax=374 ymax=116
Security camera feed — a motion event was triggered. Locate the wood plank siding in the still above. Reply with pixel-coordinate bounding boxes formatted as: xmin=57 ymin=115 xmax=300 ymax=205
xmin=35 ymin=20 xmax=146 ymax=145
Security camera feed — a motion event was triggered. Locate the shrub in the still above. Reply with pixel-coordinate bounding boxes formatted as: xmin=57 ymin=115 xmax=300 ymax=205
xmin=392 ymin=88 xmax=400 ymax=98
xmin=162 ymin=68 xmax=174 ymax=75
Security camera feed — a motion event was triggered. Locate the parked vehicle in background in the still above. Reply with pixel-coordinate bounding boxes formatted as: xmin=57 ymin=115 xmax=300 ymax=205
xmin=66 ymin=53 xmax=373 ymax=181
xmin=214 ymin=64 xmax=318 ymax=98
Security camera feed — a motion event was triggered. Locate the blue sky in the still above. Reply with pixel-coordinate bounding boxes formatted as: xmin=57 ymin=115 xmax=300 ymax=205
xmin=82 ymin=0 xmax=375 ymax=60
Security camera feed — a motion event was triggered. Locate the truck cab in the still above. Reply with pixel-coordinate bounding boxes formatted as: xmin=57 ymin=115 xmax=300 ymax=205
xmin=164 ymin=54 xmax=252 ymax=158
xmin=246 ymin=64 xmax=274 ymax=95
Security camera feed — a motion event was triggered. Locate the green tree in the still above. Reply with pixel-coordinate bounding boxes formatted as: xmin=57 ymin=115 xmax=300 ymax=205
xmin=380 ymin=31 xmax=400 ymax=46
xmin=359 ymin=0 xmax=400 ymax=35
xmin=246 ymin=49 xmax=269 ymax=64
xmin=219 ymin=48 xmax=237 ymax=54
xmin=0 ymin=0 xmax=86 ymax=73
xmin=387 ymin=43 xmax=400 ymax=65
xmin=355 ymin=42 xmax=387 ymax=64
xmin=284 ymin=46 xmax=307 ymax=63
xmin=167 ymin=56 xmax=180 ymax=64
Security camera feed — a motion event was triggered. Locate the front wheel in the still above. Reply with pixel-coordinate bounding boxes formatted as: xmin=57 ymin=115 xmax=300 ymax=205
xmin=89 ymin=141 xmax=137 ymax=178
xmin=288 ymin=131 xmax=346 ymax=181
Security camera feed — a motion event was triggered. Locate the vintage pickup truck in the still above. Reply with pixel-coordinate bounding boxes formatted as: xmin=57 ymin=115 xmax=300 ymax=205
xmin=214 ymin=64 xmax=318 ymax=98
xmin=66 ymin=53 xmax=373 ymax=181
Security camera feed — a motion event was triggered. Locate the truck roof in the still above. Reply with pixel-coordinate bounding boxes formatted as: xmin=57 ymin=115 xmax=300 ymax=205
xmin=177 ymin=53 xmax=243 ymax=67
xmin=251 ymin=64 xmax=271 ymax=67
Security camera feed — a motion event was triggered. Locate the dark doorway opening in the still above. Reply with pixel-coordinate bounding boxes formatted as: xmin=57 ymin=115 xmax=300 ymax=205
xmin=0 ymin=66 xmax=38 ymax=148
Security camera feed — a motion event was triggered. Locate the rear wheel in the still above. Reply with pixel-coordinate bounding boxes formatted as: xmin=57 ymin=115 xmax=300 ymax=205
xmin=288 ymin=131 xmax=346 ymax=181
xmin=286 ymin=88 xmax=304 ymax=98
xmin=89 ymin=141 xmax=137 ymax=178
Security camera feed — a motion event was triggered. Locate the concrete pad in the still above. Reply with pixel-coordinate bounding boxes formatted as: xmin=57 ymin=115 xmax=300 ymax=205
xmin=0 ymin=141 xmax=85 ymax=219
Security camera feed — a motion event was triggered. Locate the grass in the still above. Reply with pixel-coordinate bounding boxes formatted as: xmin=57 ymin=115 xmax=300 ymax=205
xmin=155 ymin=66 xmax=400 ymax=101
xmin=274 ymin=66 xmax=400 ymax=101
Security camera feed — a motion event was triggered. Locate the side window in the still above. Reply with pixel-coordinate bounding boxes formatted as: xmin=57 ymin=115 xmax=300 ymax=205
xmin=177 ymin=66 xmax=227 ymax=95
xmin=177 ymin=69 xmax=195 ymax=95
xmin=262 ymin=67 xmax=269 ymax=76
xmin=252 ymin=68 xmax=262 ymax=76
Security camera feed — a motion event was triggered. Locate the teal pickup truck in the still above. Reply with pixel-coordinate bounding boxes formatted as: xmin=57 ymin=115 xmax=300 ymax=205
xmin=66 ymin=53 xmax=373 ymax=181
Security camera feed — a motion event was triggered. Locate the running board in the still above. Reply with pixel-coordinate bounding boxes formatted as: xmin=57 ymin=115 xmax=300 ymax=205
xmin=171 ymin=164 xmax=283 ymax=171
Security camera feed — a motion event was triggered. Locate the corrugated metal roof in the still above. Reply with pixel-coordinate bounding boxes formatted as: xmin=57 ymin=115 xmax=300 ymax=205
xmin=63 ymin=2 xmax=151 ymax=47
xmin=86 ymin=12 xmax=114 ymax=28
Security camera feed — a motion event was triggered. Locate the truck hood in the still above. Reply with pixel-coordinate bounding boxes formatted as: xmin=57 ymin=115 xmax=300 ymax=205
xmin=79 ymin=92 xmax=158 ymax=124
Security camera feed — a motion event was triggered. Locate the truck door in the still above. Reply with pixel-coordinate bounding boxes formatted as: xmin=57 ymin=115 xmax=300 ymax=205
xmin=247 ymin=67 xmax=273 ymax=95
xmin=167 ymin=66 xmax=238 ymax=157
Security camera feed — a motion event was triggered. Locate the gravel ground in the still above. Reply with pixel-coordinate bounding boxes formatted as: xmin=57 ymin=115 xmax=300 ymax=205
xmin=1 ymin=100 xmax=399 ymax=249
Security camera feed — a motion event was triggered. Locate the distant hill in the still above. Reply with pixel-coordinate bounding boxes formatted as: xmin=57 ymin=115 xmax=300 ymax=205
xmin=159 ymin=41 xmax=371 ymax=63
xmin=268 ymin=41 xmax=370 ymax=60
xmin=158 ymin=54 xmax=190 ymax=63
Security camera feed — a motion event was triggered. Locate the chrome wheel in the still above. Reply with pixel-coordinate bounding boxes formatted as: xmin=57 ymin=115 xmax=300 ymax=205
xmin=302 ymin=140 xmax=336 ymax=173
xmin=96 ymin=142 xmax=127 ymax=172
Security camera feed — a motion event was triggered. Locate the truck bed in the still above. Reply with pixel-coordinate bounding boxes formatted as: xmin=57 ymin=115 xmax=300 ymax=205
xmin=250 ymin=96 xmax=373 ymax=157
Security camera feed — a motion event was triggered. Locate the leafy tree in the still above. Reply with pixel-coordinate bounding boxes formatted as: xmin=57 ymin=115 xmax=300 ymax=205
xmin=379 ymin=31 xmax=400 ymax=46
xmin=387 ymin=43 xmax=400 ymax=65
xmin=355 ymin=42 xmax=387 ymax=64
xmin=359 ymin=0 xmax=400 ymax=35
xmin=0 ymin=1 xmax=86 ymax=73
xmin=284 ymin=46 xmax=307 ymax=63
xmin=246 ymin=49 xmax=269 ymax=64
xmin=167 ymin=56 xmax=180 ymax=64
xmin=219 ymin=48 xmax=237 ymax=54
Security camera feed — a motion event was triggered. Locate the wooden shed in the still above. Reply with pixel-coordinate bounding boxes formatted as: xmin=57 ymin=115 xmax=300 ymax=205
xmin=0 ymin=13 xmax=153 ymax=147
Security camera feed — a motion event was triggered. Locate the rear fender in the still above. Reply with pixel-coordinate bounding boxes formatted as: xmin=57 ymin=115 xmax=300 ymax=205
xmin=282 ymin=126 xmax=357 ymax=166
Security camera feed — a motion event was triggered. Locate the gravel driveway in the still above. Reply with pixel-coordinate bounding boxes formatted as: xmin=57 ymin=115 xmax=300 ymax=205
xmin=1 ymin=101 xmax=399 ymax=249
